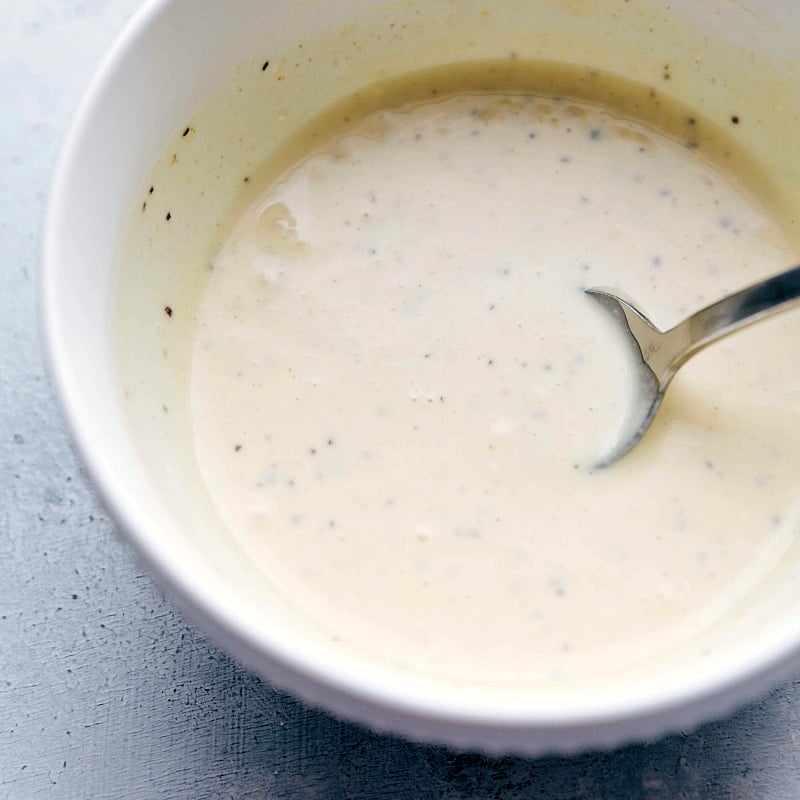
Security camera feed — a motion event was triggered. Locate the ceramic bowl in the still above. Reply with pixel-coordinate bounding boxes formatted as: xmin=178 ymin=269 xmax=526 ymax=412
xmin=43 ymin=0 xmax=800 ymax=754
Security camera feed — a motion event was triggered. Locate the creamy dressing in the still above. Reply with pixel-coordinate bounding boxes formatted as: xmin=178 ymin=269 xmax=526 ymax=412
xmin=189 ymin=86 xmax=800 ymax=686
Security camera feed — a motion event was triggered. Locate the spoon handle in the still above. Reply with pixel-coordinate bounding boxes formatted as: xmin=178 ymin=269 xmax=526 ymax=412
xmin=666 ymin=264 xmax=800 ymax=373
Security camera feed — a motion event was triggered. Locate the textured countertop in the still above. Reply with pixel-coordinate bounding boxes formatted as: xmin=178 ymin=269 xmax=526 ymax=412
xmin=3 ymin=2 xmax=800 ymax=797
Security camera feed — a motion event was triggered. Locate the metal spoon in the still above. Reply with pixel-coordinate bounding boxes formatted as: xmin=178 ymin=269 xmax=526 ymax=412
xmin=586 ymin=264 xmax=800 ymax=467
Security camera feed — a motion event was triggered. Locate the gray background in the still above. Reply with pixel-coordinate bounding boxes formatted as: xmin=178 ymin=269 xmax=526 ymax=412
xmin=3 ymin=1 xmax=800 ymax=797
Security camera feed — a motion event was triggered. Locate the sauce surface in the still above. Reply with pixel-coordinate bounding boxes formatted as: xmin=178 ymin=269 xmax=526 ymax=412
xmin=190 ymin=82 xmax=800 ymax=686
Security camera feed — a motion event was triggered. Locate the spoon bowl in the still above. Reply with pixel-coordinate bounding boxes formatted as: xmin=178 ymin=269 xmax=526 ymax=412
xmin=587 ymin=264 xmax=800 ymax=466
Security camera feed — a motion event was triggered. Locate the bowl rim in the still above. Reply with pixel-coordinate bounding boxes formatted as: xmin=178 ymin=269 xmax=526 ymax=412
xmin=40 ymin=0 xmax=800 ymax=752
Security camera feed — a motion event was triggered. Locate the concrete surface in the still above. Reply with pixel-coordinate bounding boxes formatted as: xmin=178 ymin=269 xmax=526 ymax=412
xmin=3 ymin=1 xmax=800 ymax=797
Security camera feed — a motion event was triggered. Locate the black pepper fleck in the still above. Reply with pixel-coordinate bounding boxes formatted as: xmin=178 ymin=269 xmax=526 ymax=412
xmin=234 ymin=444 xmax=243 ymax=452
xmin=182 ymin=127 xmax=191 ymax=137
xmin=166 ymin=211 xmax=172 ymax=221
xmin=164 ymin=306 xmax=173 ymax=317
xmin=731 ymin=115 xmax=740 ymax=124
xmin=262 ymin=60 xmax=270 ymax=71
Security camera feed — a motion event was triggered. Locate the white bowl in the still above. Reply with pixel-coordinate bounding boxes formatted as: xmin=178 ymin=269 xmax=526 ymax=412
xmin=43 ymin=0 xmax=800 ymax=754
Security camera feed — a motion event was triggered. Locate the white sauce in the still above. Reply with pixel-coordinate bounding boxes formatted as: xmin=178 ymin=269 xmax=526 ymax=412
xmin=190 ymin=91 xmax=800 ymax=686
